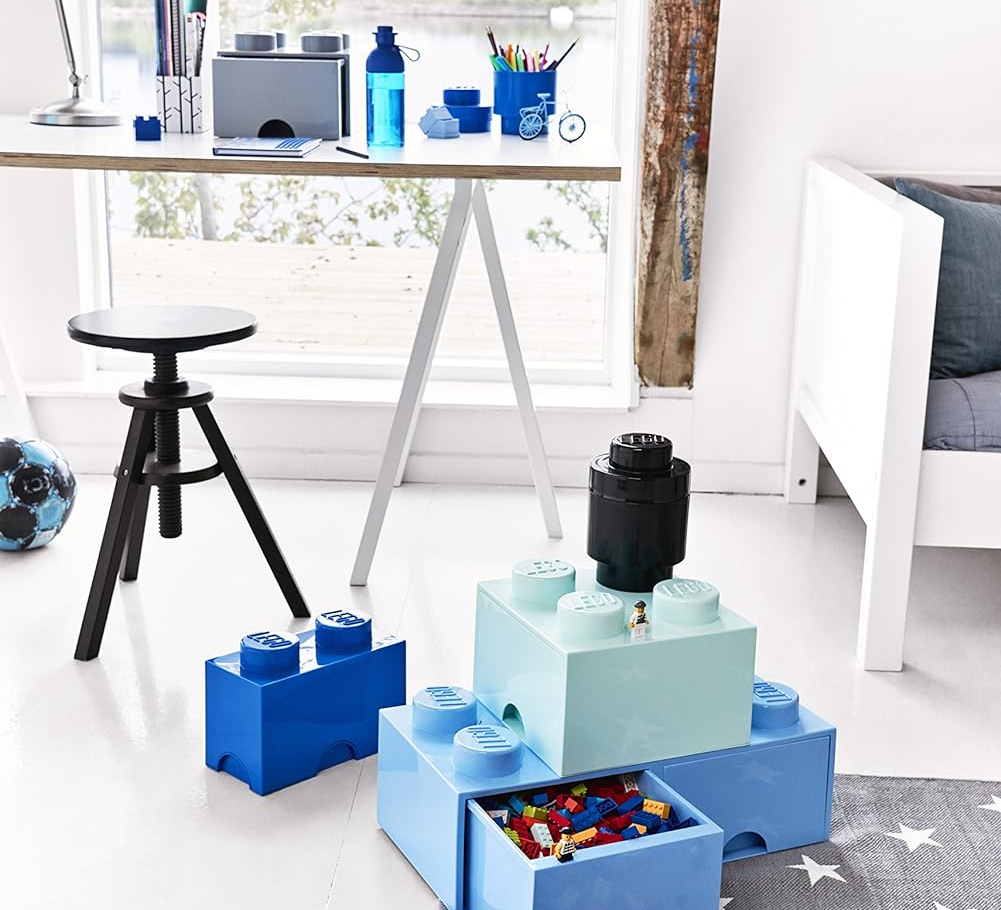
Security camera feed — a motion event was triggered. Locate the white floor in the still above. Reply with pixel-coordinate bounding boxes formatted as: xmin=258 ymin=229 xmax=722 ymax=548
xmin=1 ymin=479 xmax=999 ymax=909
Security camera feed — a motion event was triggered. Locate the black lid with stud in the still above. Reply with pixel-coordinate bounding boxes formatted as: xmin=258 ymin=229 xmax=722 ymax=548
xmin=587 ymin=433 xmax=691 ymax=593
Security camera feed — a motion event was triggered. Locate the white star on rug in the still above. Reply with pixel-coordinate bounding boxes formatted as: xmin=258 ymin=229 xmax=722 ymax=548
xmin=977 ymin=794 xmax=1001 ymax=814
xmin=934 ymin=902 xmax=978 ymax=910
xmin=885 ymin=823 xmax=942 ymax=852
xmin=719 ymin=900 xmax=733 ymax=909
xmin=787 ymin=854 xmax=846 ymax=887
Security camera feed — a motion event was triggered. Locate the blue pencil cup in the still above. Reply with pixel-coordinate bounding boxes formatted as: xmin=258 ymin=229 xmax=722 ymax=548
xmin=493 ymin=70 xmax=557 ymax=136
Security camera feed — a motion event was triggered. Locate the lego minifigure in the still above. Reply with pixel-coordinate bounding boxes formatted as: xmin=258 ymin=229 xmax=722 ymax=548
xmin=554 ymin=827 xmax=577 ymax=862
xmin=629 ymin=600 xmax=649 ymax=640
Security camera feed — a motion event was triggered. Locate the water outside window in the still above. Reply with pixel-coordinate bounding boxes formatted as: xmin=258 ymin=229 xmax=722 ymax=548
xmin=100 ymin=1 xmax=617 ymax=369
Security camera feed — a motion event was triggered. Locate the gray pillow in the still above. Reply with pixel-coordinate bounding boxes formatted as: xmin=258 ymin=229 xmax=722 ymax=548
xmin=880 ymin=175 xmax=1001 ymax=205
xmin=896 ymin=178 xmax=1001 ymax=379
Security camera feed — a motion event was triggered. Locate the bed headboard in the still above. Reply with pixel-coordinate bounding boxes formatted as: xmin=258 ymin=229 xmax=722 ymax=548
xmin=786 ymin=159 xmax=944 ymax=523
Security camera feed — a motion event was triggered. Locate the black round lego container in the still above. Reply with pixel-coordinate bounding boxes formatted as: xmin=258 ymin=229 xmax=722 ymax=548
xmin=587 ymin=433 xmax=691 ymax=593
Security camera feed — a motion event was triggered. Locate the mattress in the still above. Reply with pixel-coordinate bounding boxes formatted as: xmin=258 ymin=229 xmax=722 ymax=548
xmin=925 ymin=371 xmax=1001 ymax=451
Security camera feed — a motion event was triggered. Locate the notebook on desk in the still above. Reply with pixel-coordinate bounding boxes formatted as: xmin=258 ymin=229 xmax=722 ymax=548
xmin=212 ymin=137 xmax=322 ymax=157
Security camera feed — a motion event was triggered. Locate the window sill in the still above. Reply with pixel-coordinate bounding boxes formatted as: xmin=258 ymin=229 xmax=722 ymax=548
xmin=26 ymin=369 xmax=639 ymax=412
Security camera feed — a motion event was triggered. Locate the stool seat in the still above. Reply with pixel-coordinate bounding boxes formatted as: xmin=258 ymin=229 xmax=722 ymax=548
xmin=67 ymin=305 xmax=257 ymax=355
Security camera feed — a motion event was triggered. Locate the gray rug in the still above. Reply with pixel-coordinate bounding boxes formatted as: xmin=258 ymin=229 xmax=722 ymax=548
xmin=721 ymin=774 xmax=1001 ymax=910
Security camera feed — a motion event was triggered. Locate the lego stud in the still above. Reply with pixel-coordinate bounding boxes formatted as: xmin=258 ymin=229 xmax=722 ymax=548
xmin=239 ymin=631 xmax=300 ymax=678
xmin=511 ymin=557 xmax=576 ymax=607
xmin=412 ymin=686 xmax=479 ymax=737
xmin=452 ymin=724 xmax=523 ymax=777
xmin=751 ymin=680 xmax=800 ymax=729
xmin=315 ymin=609 xmax=372 ymax=655
xmin=652 ymin=578 xmax=720 ymax=626
xmin=557 ymin=591 xmax=626 ymax=640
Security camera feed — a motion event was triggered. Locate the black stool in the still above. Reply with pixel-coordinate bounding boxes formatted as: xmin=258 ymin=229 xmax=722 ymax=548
xmin=68 ymin=305 xmax=310 ymax=661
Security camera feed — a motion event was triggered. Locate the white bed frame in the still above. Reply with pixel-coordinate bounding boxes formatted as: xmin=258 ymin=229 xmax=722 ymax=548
xmin=785 ymin=158 xmax=1001 ymax=671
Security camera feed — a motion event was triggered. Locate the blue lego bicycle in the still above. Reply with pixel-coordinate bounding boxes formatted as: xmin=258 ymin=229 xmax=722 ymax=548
xmin=518 ymin=93 xmax=586 ymax=143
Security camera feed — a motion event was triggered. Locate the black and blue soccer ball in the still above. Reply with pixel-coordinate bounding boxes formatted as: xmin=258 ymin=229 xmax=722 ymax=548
xmin=0 ymin=437 xmax=76 ymax=551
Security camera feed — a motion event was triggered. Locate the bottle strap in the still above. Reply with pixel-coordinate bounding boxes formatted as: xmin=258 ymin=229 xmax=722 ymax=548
xmin=398 ymin=45 xmax=421 ymax=62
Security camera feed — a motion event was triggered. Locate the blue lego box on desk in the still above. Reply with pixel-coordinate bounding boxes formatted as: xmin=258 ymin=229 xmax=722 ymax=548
xmin=205 ymin=609 xmax=405 ymax=795
xmin=657 ymin=679 xmax=836 ymax=861
xmin=473 ymin=558 xmax=757 ymax=776
xmin=378 ymin=686 xmax=723 ymax=910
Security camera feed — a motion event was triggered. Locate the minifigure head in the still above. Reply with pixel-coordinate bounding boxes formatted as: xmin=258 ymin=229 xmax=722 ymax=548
xmin=633 ymin=601 xmax=646 ymax=612
xmin=560 ymin=826 xmax=573 ymax=837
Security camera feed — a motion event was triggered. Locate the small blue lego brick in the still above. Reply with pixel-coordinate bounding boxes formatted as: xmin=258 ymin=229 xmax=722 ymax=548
xmin=419 ymin=106 xmax=460 ymax=139
xmin=531 ymin=792 xmax=548 ymax=807
xmin=569 ymin=807 xmax=601 ymax=831
xmin=595 ymin=797 xmax=618 ymax=817
xmin=584 ymin=796 xmax=600 ymax=809
xmin=378 ymin=688 xmax=723 ymax=910
xmin=509 ymin=795 xmax=527 ymax=814
xmin=618 ymin=795 xmax=644 ymax=814
xmin=657 ymin=678 xmax=836 ymax=861
xmin=632 ymin=810 xmax=662 ymax=832
xmin=133 ymin=115 xmax=161 ymax=140
xmin=620 ymin=825 xmax=641 ymax=840
xmin=205 ymin=610 xmax=405 ymax=795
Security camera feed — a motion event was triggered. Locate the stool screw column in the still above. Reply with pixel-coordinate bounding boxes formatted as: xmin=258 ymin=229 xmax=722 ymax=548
xmin=148 ymin=352 xmax=185 ymax=539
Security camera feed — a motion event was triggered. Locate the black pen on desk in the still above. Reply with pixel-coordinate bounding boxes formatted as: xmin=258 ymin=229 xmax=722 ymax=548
xmin=336 ymin=145 xmax=370 ymax=160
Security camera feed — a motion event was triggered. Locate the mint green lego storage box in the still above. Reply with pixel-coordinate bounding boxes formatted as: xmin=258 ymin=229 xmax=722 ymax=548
xmin=473 ymin=558 xmax=757 ymax=777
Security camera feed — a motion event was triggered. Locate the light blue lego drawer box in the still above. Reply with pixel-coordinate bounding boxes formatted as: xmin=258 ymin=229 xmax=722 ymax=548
xmin=473 ymin=559 xmax=758 ymax=776
xmin=378 ymin=687 xmax=724 ymax=910
xmin=658 ymin=679 xmax=836 ymax=861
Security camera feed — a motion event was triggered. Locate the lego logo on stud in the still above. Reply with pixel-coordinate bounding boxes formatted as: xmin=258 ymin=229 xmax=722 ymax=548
xmin=512 ymin=557 xmax=576 ymax=606
xmin=315 ymin=609 xmax=373 ymax=655
xmin=652 ymin=578 xmax=720 ymax=626
xmin=239 ymin=630 xmax=300 ymax=678
xmin=412 ymin=685 xmax=479 ymax=737
xmin=557 ymin=591 xmax=626 ymax=640
xmin=751 ymin=680 xmax=800 ymax=729
xmin=452 ymin=723 xmax=523 ymax=777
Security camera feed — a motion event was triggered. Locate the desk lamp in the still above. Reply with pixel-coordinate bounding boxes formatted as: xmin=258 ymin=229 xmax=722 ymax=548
xmin=30 ymin=0 xmax=121 ymax=126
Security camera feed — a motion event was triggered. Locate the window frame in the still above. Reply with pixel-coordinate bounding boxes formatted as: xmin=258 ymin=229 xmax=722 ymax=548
xmin=91 ymin=1 xmax=646 ymax=400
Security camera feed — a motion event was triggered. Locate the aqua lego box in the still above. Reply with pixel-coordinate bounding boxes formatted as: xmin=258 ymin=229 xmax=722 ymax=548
xmin=473 ymin=559 xmax=757 ymax=777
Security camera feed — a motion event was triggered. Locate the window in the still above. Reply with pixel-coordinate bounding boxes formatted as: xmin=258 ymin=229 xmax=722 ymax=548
xmin=99 ymin=1 xmax=628 ymax=383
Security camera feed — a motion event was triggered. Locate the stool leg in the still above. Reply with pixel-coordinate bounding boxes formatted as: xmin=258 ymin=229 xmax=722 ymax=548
xmin=120 ymin=484 xmax=153 ymax=582
xmin=75 ymin=409 xmax=157 ymax=661
xmin=193 ymin=405 xmax=310 ymax=618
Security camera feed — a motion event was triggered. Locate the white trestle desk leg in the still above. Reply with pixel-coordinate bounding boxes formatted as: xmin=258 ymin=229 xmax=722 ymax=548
xmin=0 ymin=328 xmax=36 ymax=437
xmin=350 ymin=179 xmax=474 ymax=586
xmin=471 ymin=180 xmax=562 ymax=540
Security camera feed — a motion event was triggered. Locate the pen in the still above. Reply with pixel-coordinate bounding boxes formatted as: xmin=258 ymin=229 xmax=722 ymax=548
xmin=547 ymin=38 xmax=579 ymax=70
xmin=486 ymin=27 xmax=498 ymax=57
xmin=336 ymin=145 xmax=370 ymax=159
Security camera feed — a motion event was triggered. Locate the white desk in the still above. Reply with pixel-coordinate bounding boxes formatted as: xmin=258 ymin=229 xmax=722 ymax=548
xmin=0 ymin=117 xmax=621 ymax=584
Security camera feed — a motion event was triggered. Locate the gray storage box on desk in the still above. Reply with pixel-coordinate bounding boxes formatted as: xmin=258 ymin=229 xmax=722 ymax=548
xmin=212 ymin=31 xmax=351 ymax=139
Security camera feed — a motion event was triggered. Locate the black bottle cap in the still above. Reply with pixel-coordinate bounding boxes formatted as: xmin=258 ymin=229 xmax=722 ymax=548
xmin=590 ymin=434 xmax=690 ymax=504
xmin=608 ymin=433 xmax=673 ymax=473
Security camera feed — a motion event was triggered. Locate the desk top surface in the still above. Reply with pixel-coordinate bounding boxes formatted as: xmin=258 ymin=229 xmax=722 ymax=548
xmin=0 ymin=116 xmax=620 ymax=182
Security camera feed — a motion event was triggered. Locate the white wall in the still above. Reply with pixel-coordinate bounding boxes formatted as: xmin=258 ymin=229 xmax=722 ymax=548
xmin=0 ymin=1 xmax=100 ymax=389
xmin=691 ymin=0 xmax=1001 ymax=484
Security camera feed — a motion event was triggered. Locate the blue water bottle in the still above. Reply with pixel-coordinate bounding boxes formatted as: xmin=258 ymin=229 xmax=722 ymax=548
xmin=367 ymin=26 xmax=414 ymax=148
